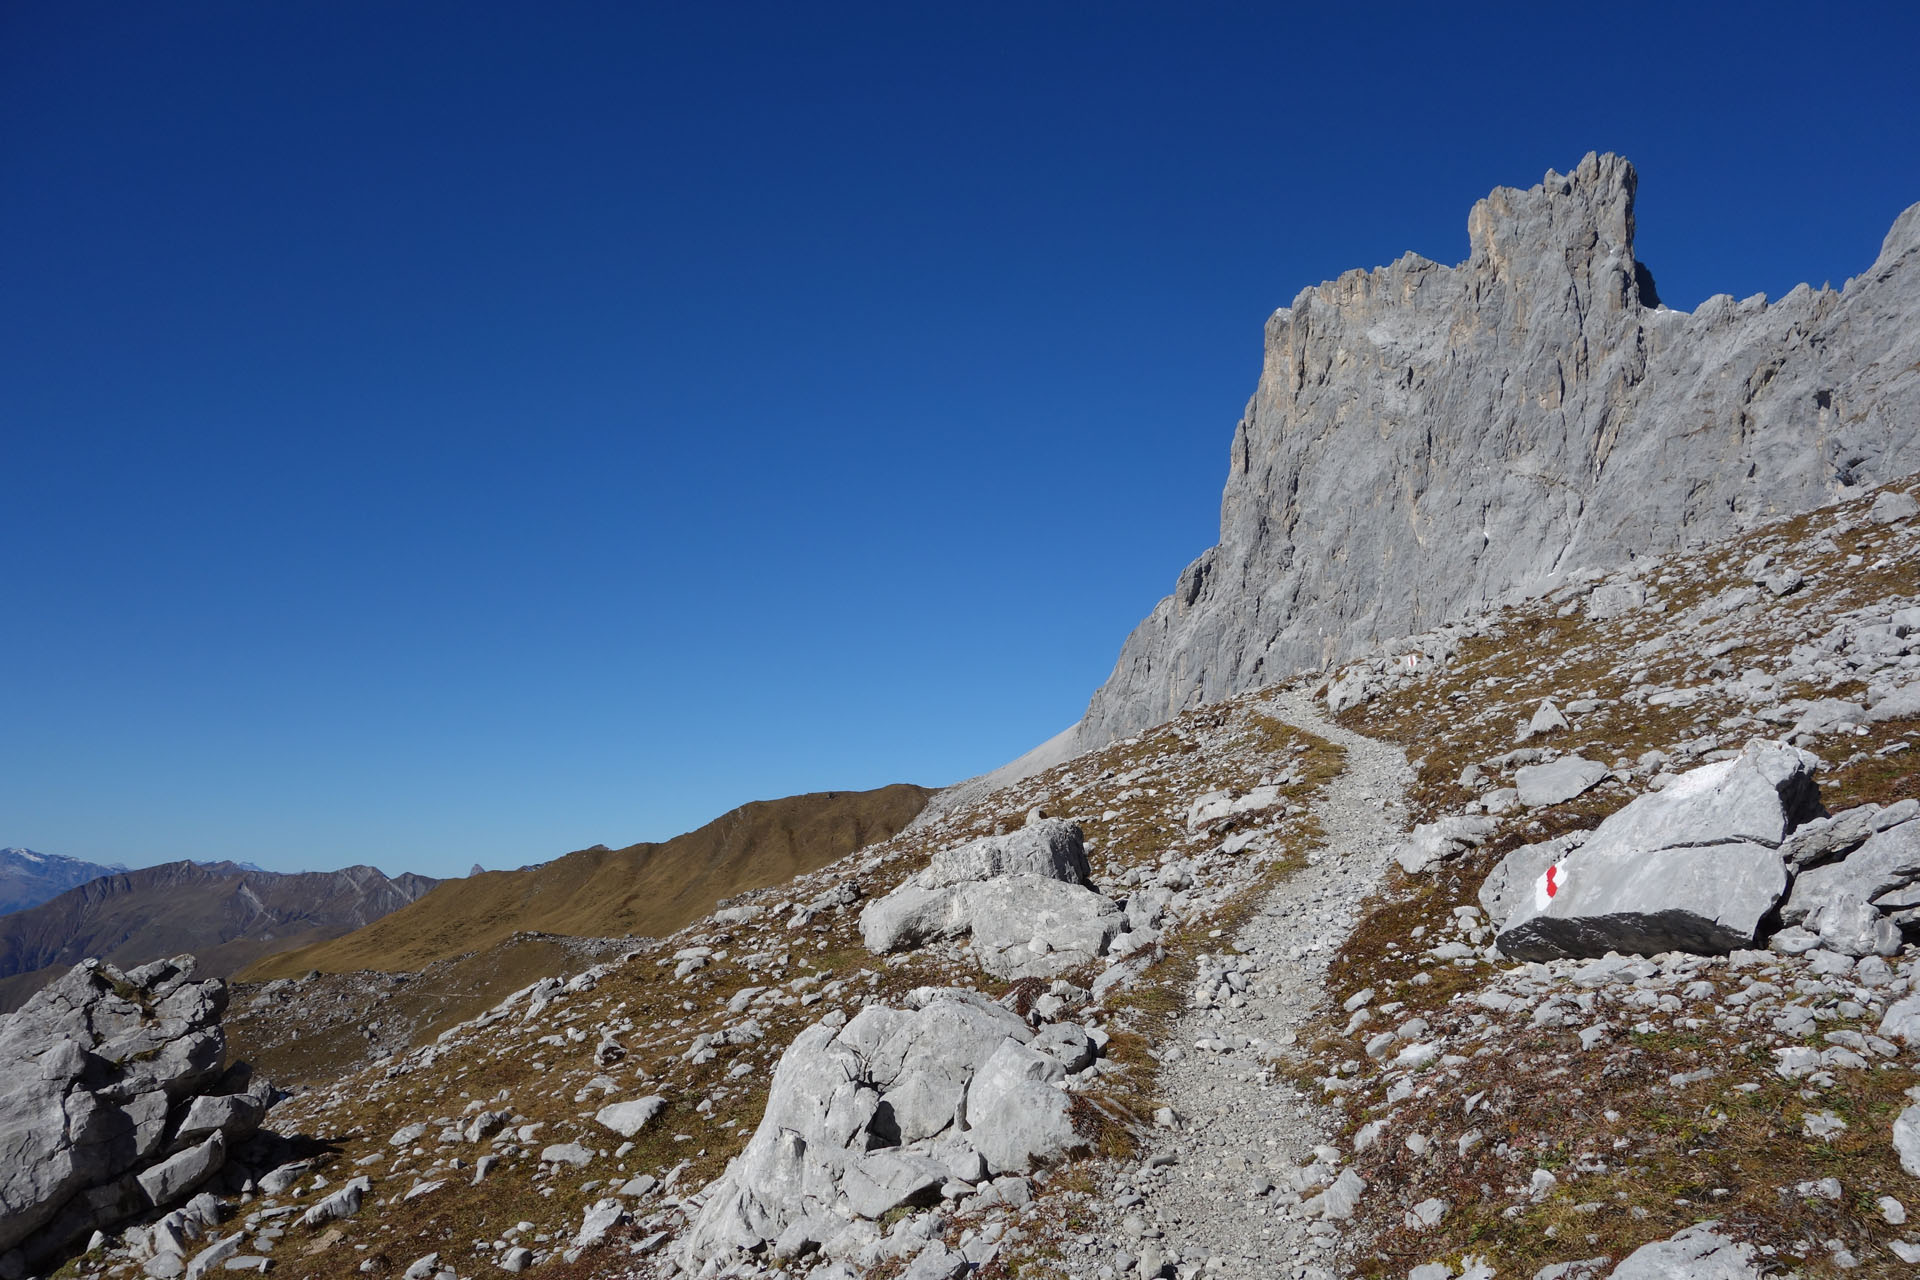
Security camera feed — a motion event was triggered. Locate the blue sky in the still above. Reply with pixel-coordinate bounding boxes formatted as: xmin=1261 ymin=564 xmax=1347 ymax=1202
xmin=5 ymin=2 xmax=1917 ymax=879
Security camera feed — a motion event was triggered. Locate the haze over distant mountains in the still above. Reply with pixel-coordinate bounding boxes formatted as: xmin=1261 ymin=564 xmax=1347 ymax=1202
xmin=0 ymin=783 xmax=932 ymax=1023
xmin=0 ymin=860 xmax=438 ymax=1012
xmin=0 ymin=847 xmax=127 ymax=916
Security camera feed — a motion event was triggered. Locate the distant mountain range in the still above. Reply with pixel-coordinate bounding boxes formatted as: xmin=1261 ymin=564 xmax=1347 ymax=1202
xmin=3 ymin=847 xmax=286 ymax=919
xmin=0 ymin=847 xmax=127 ymax=915
xmin=0 ymin=860 xmax=438 ymax=1012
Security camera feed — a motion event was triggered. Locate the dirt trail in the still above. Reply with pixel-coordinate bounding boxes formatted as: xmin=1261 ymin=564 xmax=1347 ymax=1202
xmin=1108 ymin=689 xmax=1412 ymax=1280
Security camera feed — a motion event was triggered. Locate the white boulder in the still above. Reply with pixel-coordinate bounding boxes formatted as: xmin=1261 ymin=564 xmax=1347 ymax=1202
xmin=1496 ymin=741 xmax=1815 ymax=959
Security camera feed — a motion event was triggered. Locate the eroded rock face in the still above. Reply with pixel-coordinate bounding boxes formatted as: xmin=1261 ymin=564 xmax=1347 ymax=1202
xmin=0 ymin=957 xmax=267 ymax=1269
xmin=1075 ymin=154 xmax=1920 ymax=751
xmin=680 ymin=989 xmax=1091 ymax=1268
xmin=1494 ymin=741 xmax=1818 ymax=959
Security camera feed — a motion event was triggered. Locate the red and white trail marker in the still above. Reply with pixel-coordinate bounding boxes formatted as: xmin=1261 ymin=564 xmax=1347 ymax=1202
xmin=1534 ymin=860 xmax=1568 ymax=911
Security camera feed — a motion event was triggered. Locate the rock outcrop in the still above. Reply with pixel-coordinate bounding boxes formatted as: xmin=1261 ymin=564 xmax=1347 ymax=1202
xmin=680 ymin=988 xmax=1095 ymax=1270
xmin=0 ymin=957 xmax=269 ymax=1273
xmin=859 ymin=820 xmax=1126 ymax=979
xmin=1074 ymin=153 xmax=1920 ymax=751
xmin=1783 ymin=812 xmax=1920 ymax=955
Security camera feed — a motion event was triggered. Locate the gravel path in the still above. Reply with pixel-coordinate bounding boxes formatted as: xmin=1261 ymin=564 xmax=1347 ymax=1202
xmin=1108 ymin=690 xmax=1412 ymax=1280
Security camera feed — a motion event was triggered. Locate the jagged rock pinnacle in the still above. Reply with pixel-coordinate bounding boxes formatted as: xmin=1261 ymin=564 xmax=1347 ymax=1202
xmin=1073 ymin=152 xmax=1920 ymax=751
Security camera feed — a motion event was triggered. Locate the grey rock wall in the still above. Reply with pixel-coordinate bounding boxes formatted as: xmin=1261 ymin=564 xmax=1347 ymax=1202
xmin=1076 ymin=153 xmax=1920 ymax=750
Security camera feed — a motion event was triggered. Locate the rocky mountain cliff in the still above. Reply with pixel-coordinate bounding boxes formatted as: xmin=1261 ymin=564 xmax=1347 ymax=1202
xmin=0 ymin=862 xmax=438 ymax=1013
xmin=0 ymin=847 xmax=127 ymax=916
xmin=1075 ymin=152 xmax=1920 ymax=752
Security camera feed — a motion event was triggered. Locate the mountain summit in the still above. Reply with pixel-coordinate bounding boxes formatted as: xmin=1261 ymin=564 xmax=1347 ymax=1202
xmin=1074 ymin=152 xmax=1920 ymax=751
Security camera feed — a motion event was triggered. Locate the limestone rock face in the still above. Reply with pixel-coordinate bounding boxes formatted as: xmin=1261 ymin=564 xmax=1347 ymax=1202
xmin=1074 ymin=154 xmax=1920 ymax=751
xmin=1782 ymin=817 xmax=1920 ymax=954
xmin=0 ymin=957 xmax=267 ymax=1269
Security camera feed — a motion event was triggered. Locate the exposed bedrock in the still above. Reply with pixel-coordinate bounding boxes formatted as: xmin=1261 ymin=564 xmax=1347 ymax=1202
xmin=1076 ymin=152 xmax=1920 ymax=750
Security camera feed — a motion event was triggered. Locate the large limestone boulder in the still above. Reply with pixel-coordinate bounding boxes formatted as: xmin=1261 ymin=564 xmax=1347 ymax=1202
xmin=1479 ymin=832 xmax=1586 ymax=929
xmin=681 ymin=989 xmax=1089 ymax=1269
xmin=0 ymin=957 xmax=266 ymax=1271
xmin=959 ymin=877 xmax=1125 ymax=980
xmin=916 ymin=820 xmax=1090 ymax=888
xmin=859 ymin=821 xmax=1123 ymax=978
xmin=858 ymin=885 xmax=971 ymax=954
xmin=963 ymin=1040 xmax=1077 ymax=1175
xmin=1495 ymin=741 xmax=1816 ymax=960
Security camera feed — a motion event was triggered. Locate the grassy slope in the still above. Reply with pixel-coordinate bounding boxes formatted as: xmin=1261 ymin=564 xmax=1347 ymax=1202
xmin=241 ymin=784 xmax=934 ymax=980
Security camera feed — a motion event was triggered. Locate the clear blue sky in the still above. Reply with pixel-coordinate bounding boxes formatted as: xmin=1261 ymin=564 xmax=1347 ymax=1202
xmin=5 ymin=3 xmax=1917 ymax=879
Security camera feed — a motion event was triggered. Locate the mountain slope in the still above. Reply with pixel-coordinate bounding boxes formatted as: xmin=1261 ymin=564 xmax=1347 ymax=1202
xmin=0 ymin=861 xmax=438 ymax=1011
xmin=242 ymin=783 xmax=934 ymax=979
xmin=202 ymin=480 xmax=1918 ymax=1280
xmin=1075 ymin=152 xmax=1920 ymax=752
xmin=0 ymin=847 xmax=126 ymax=915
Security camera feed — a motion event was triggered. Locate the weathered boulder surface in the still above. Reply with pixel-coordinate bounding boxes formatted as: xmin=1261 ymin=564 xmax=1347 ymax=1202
xmin=914 ymin=821 xmax=1090 ymax=889
xmin=1514 ymin=757 xmax=1608 ymax=809
xmin=592 ymin=1096 xmax=666 ymax=1139
xmin=1185 ymin=784 xmax=1286 ymax=832
xmin=680 ymin=989 xmax=1092 ymax=1268
xmin=860 ymin=822 xmax=1124 ymax=979
xmin=961 ymin=877 xmax=1125 ymax=980
xmin=1782 ymin=815 xmax=1920 ymax=955
xmin=1896 ymin=1106 xmax=1920 ymax=1177
xmin=1495 ymin=742 xmax=1817 ymax=959
xmin=1868 ymin=679 xmax=1920 ymax=722
xmin=1073 ymin=154 xmax=1920 ymax=754
xmin=0 ymin=957 xmax=269 ymax=1271
xmin=1608 ymin=1222 xmax=1766 ymax=1280
xmin=1478 ymin=832 xmax=1587 ymax=929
